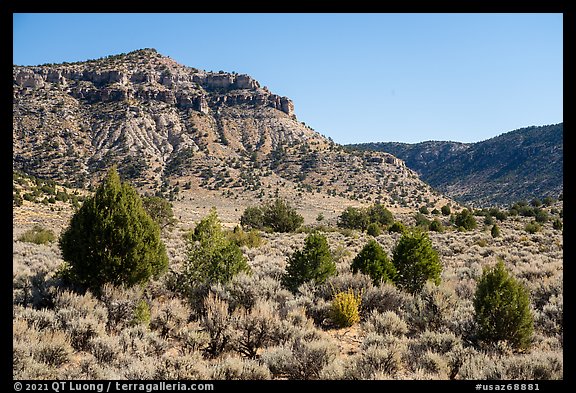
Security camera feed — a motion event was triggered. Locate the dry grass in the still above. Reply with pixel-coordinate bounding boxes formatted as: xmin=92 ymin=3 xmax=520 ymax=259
xmin=12 ymin=193 xmax=563 ymax=380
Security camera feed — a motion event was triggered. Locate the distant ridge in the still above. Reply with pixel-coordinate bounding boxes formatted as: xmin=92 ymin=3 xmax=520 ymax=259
xmin=347 ymin=123 xmax=563 ymax=206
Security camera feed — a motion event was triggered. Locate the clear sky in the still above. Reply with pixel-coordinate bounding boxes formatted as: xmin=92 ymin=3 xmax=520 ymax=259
xmin=13 ymin=13 xmax=563 ymax=144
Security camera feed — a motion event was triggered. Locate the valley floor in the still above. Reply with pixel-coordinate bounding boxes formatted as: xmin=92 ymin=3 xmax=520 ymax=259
xmin=13 ymin=195 xmax=563 ymax=380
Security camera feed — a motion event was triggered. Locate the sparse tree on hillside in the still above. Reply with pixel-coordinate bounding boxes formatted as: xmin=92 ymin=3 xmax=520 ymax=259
xmin=59 ymin=167 xmax=168 ymax=292
xmin=337 ymin=206 xmax=370 ymax=231
xmin=367 ymin=203 xmax=394 ymax=227
xmin=366 ymin=223 xmax=382 ymax=237
xmin=262 ymin=198 xmax=304 ymax=233
xmin=429 ymin=219 xmax=443 ymax=233
xmin=338 ymin=204 xmax=394 ymax=231
xmin=441 ymin=204 xmax=451 ymax=216
xmin=454 ymin=209 xmax=477 ymax=231
xmin=240 ymin=206 xmax=264 ymax=230
xmin=388 ymin=221 xmax=406 ymax=233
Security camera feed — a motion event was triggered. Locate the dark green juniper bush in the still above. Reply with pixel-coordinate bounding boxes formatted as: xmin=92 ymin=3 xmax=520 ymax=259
xmin=59 ymin=167 xmax=168 ymax=292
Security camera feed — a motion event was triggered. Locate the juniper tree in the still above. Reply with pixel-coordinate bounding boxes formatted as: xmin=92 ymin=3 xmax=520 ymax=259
xmin=282 ymin=232 xmax=336 ymax=292
xmin=141 ymin=195 xmax=176 ymax=230
xmin=183 ymin=208 xmax=250 ymax=288
xmin=337 ymin=207 xmax=370 ymax=231
xmin=59 ymin=167 xmax=168 ymax=292
xmin=367 ymin=203 xmax=394 ymax=227
xmin=240 ymin=198 xmax=303 ymax=233
xmin=351 ymin=239 xmax=396 ymax=285
xmin=454 ymin=209 xmax=477 ymax=231
xmin=473 ymin=260 xmax=534 ymax=350
xmin=262 ymin=198 xmax=304 ymax=233
xmin=391 ymin=229 xmax=442 ymax=294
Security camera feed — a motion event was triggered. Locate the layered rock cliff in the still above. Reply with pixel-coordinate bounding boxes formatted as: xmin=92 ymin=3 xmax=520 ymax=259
xmin=13 ymin=48 xmax=449 ymax=210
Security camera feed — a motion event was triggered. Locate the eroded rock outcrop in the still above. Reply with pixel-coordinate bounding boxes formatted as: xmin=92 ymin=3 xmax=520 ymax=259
xmin=13 ymin=49 xmax=440 ymax=210
xmin=13 ymin=50 xmax=294 ymax=117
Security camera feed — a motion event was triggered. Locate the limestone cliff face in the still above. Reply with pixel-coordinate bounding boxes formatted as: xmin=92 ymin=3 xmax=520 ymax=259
xmin=13 ymin=48 xmax=447 ymax=209
xmin=13 ymin=49 xmax=302 ymax=183
xmin=13 ymin=49 xmax=294 ymax=117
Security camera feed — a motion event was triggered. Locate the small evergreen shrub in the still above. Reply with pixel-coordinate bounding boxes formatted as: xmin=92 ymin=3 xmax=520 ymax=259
xmin=337 ymin=203 xmax=394 ymax=231
xmin=351 ymin=240 xmax=396 ymax=285
xmin=441 ymin=205 xmax=451 ymax=216
xmin=525 ymin=221 xmax=541 ymax=234
xmin=182 ymin=208 xmax=250 ymax=288
xmin=534 ymin=208 xmax=549 ymax=223
xmin=491 ymin=224 xmax=501 ymax=238
xmin=337 ymin=206 xmax=369 ymax=231
xmin=392 ymin=229 xmax=442 ymax=294
xmin=414 ymin=213 xmax=430 ymax=228
xmin=454 ymin=209 xmax=477 ymax=231
xmin=240 ymin=206 xmax=264 ymax=230
xmin=473 ymin=260 xmax=534 ymax=350
xmin=429 ymin=219 xmax=443 ymax=232
xmin=241 ymin=199 xmax=303 ymax=232
xmin=366 ymin=222 xmax=381 ymax=237
xmin=282 ymin=232 xmax=336 ymax=292
xmin=388 ymin=221 xmax=406 ymax=233
xmin=367 ymin=203 xmax=394 ymax=227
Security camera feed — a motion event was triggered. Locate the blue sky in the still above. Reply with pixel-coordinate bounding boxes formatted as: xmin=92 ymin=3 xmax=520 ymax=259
xmin=13 ymin=13 xmax=562 ymax=144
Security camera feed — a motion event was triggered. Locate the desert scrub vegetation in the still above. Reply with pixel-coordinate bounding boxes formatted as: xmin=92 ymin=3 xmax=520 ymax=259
xmin=13 ymin=170 xmax=86 ymax=208
xmin=13 ymin=186 xmax=563 ymax=380
xmin=329 ymin=289 xmax=362 ymax=328
xmin=17 ymin=224 xmax=56 ymax=244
